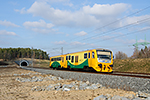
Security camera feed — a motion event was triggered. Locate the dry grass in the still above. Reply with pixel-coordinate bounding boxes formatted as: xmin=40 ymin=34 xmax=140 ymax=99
xmin=114 ymin=58 xmax=150 ymax=73
xmin=0 ymin=58 xmax=50 ymax=68
xmin=32 ymin=59 xmax=50 ymax=68
xmin=33 ymin=58 xmax=150 ymax=73
xmin=1 ymin=58 xmax=150 ymax=73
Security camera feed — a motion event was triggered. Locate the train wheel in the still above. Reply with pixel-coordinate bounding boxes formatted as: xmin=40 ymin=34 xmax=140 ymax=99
xmin=83 ymin=66 xmax=89 ymax=71
xmin=49 ymin=66 xmax=52 ymax=68
xmin=57 ymin=66 xmax=61 ymax=70
xmin=52 ymin=67 xmax=55 ymax=69
xmin=67 ymin=66 xmax=73 ymax=70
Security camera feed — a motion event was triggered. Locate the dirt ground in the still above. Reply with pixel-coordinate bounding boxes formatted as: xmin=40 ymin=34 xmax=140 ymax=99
xmin=0 ymin=66 xmax=136 ymax=100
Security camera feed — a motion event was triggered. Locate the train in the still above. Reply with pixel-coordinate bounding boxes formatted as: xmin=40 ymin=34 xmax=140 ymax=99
xmin=49 ymin=48 xmax=113 ymax=73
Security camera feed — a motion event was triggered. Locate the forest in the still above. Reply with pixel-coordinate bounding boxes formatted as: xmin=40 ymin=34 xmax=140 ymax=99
xmin=0 ymin=47 xmax=49 ymax=61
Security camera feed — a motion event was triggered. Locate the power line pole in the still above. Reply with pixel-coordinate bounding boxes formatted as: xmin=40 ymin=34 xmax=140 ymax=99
xmin=61 ymin=47 xmax=63 ymax=55
xmin=133 ymin=35 xmax=150 ymax=50
xmin=39 ymin=51 xmax=41 ymax=67
xmin=31 ymin=47 xmax=33 ymax=67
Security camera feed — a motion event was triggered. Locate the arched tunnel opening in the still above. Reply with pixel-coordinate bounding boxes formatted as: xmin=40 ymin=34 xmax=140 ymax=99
xmin=21 ymin=61 xmax=28 ymax=66
xmin=15 ymin=60 xmax=30 ymax=67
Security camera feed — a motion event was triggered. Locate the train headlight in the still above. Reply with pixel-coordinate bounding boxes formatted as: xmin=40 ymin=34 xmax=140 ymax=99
xmin=98 ymin=64 xmax=102 ymax=68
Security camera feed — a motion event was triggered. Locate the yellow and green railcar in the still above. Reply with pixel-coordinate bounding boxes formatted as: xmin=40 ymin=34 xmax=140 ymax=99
xmin=49 ymin=48 xmax=113 ymax=73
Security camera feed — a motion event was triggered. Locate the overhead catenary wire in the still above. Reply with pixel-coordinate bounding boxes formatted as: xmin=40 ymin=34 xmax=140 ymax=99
xmin=60 ymin=15 xmax=150 ymax=51
xmin=72 ymin=16 xmax=150 ymax=43
xmin=46 ymin=5 xmax=150 ymax=54
xmin=61 ymin=5 xmax=150 ymax=44
xmin=65 ymin=26 xmax=150 ymax=51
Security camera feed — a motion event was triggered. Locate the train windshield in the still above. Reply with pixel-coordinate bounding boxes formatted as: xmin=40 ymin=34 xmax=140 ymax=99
xmin=96 ymin=50 xmax=111 ymax=63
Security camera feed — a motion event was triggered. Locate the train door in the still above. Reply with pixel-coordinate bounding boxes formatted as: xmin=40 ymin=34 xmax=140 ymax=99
xmin=91 ymin=50 xmax=97 ymax=68
xmin=64 ymin=55 xmax=67 ymax=68
xmin=75 ymin=55 xmax=78 ymax=65
xmin=61 ymin=55 xmax=67 ymax=68
xmin=88 ymin=52 xmax=91 ymax=67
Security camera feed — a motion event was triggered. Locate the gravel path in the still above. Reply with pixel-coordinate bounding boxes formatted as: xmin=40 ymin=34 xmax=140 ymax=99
xmin=21 ymin=67 xmax=150 ymax=94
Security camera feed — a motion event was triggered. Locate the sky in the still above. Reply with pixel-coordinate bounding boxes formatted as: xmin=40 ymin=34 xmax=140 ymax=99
xmin=0 ymin=0 xmax=150 ymax=57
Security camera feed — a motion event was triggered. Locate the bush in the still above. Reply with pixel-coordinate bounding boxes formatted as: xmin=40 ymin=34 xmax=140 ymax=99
xmin=115 ymin=51 xmax=128 ymax=59
xmin=131 ymin=46 xmax=150 ymax=58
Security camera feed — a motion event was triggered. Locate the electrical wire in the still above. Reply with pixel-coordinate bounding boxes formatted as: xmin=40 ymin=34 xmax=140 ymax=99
xmin=44 ymin=5 xmax=150 ymax=54
xmin=65 ymin=27 xmax=150 ymax=51
xmin=60 ymin=16 xmax=150 ymax=51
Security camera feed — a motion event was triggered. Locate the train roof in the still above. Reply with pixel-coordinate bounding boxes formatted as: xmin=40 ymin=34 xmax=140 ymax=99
xmin=95 ymin=48 xmax=112 ymax=51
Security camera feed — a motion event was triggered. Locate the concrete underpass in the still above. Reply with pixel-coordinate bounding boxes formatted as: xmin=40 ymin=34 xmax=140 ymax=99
xmin=15 ymin=60 xmax=31 ymax=67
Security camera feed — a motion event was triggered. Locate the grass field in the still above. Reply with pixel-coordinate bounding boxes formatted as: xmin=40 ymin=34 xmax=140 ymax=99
xmin=1 ymin=58 xmax=150 ymax=73
xmin=114 ymin=58 xmax=150 ymax=73
xmin=0 ymin=58 xmax=50 ymax=68
xmin=33 ymin=58 xmax=150 ymax=73
xmin=33 ymin=59 xmax=50 ymax=68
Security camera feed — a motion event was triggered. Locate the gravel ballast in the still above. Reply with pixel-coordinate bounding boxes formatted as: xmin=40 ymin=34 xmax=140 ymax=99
xmin=21 ymin=67 xmax=150 ymax=94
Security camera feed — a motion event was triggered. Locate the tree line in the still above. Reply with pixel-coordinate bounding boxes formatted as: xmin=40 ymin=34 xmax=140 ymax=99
xmin=132 ymin=46 xmax=150 ymax=58
xmin=1 ymin=46 xmax=149 ymax=60
xmin=0 ymin=47 xmax=49 ymax=61
xmin=115 ymin=46 xmax=150 ymax=59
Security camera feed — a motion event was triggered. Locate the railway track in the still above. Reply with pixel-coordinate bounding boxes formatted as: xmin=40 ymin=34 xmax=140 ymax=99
xmin=112 ymin=71 xmax=150 ymax=79
xmin=24 ymin=66 xmax=150 ymax=79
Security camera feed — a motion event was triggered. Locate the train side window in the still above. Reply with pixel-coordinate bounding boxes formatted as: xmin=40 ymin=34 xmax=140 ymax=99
xmin=92 ymin=52 xmax=95 ymax=58
xmin=71 ymin=56 xmax=74 ymax=63
xmin=84 ymin=53 xmax=87 ymax=59
xmin=69 ymin=55 xmax=71 ymax=60
xmin=88 ymin=53 xmax=90 ymax=58
xmin=51 ymin=58 xmax=53 ymax=61
xmin=75 ymin=56 xmax=78 ymax=63
xmin=57 ymin=57 xmax=59 ymax=61
xmin=66 ymin=56 xmax=68 ymax=60
xmin=59 ymin=57 xmax=61 ymax=61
